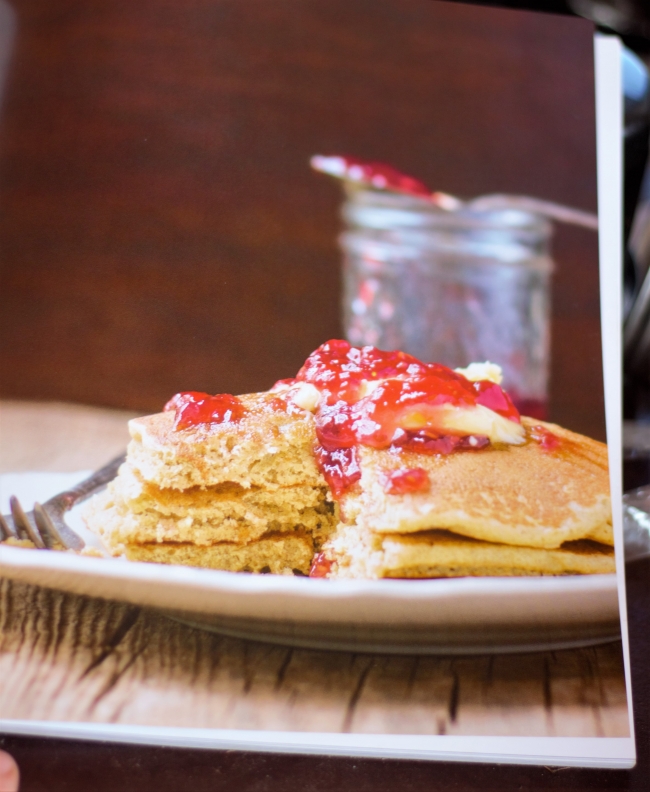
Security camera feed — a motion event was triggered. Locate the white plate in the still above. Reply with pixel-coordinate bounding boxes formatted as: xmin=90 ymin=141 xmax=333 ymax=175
xmin=0 ymin=472 xmax=621 ymax=655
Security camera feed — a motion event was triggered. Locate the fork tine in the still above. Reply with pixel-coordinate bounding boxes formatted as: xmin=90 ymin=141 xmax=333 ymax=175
xmin=0 ymin=512 xmax=18 ymax=540
xmin=33 ymin=503 xmax=65 ymax=549
xmin=9 ymin=496 xmax=46 ymax=549
xmin=2 ymin=453 xmax=123 ymax=552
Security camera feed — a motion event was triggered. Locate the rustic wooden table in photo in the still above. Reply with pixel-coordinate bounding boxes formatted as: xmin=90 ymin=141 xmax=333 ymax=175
xmin=0 ymin=401 xmax=630 ymax=738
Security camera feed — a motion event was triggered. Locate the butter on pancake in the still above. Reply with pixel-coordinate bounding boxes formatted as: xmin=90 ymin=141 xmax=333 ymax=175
xmin=336 ymin=418 xmax=612 ymax=552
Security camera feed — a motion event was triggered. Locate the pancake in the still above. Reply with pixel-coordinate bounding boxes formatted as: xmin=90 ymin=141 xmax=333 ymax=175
xmin=121 ymin=531 xmax=314 ymax=575
xmin=86 ymin=477 xmax=335 ymax=553
xmin=127 ymin=391 xmax=324 ymax=491
xmin=337 ymin=418 xmax=612 ymax=551
xmin=84 ymin=391 xmax=338 ymax=574
xmin=325 ymin=524 xmax=616 ymax=579
xmin=92 ymin=461 xmax=334 ymax=547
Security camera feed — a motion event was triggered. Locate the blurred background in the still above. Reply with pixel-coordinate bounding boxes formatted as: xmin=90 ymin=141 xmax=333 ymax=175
xmin=0 ymin=0 xmax=604 ymax=438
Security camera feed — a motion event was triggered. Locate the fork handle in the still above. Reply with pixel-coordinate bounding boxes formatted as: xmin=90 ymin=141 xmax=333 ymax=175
xmin=40 ymin=453 xmax=126 ymax=550
xmin=43 ymin=453 xmax=126 ymax=512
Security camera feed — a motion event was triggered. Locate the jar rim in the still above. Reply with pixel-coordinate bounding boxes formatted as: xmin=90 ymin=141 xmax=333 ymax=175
xmin=343 ymin=185 xmax=554 ymax=234
xmin=339 ymin=230 xmax=554 ymax=271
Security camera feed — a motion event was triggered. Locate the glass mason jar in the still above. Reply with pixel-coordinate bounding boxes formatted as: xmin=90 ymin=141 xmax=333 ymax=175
xmin=340 ymin=186 xmax=554 ymax=418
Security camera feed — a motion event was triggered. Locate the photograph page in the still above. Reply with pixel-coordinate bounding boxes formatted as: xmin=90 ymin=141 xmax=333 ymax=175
xmin=0 ymin=0 xmax=636 ymax=769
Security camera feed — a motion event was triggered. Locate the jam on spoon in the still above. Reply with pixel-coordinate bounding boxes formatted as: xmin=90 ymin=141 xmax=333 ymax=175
xmin=310 ymin=154 xmax=461 ymax=210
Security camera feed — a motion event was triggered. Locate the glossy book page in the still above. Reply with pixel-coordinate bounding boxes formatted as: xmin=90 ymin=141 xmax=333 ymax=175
xmin=0 ymin=1 xmax=636 ymax=769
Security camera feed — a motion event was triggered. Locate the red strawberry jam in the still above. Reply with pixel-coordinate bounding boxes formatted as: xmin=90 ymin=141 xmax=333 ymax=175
xmin=309 ymin=552 xmax=334 ymax=578
xmin=311 ymin=155 xmax=432 ymax=198
xmin=295 ymin=340 xmax=519 ymax=421
xmin=294 ymin=338 xmax=430 ymax=405
xmin=383 ymin=467 xmax=430 ymax=495
xmin=164 ymin=391 xmax=246 ymax=431
xmin=313 ymin=445 xmax=361 ymax=499
xmin=289 ymin=340 xmax=520 ymax=497
xmin=392 ymin=431 xmax=490 ymax=455
xmin=529 ymin=424 xmax=561 ymax=451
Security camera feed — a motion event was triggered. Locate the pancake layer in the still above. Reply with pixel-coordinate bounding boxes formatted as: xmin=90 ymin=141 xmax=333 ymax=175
xmin=127 ymin=391 xmax=324 ymax=491
xmin=326 ymin=524 xmax=615 ymax=579
xmin=83 ymin=393 xmax=614 ymax=578
xmin=122 ymin=532 xmax=314 ymax=575
xmin=338 ymin=418 xmax=612 ymax=551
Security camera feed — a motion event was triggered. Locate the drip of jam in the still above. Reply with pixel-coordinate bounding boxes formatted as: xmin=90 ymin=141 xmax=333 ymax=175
xmin=314 ymin=445 xmax=361 ymax=498
xmin=309 ymin=552 xmax=334 ymax=578
xmin=164 ymin=391 xmax=246 ymax=431
xmin=164 ymin=392 xmax=208 ymax=412
xmin=529 ymin=424 xmax=561 ymax=451
xmin=311 ymin=155 xmax=432 ymax=199
xmin=383 ymin=468 xmax=430 ymax=495
xmin=392 ymin=431 xmax=490 ymax=454
xmin=472 ymin=380 xmax=520 ymax=420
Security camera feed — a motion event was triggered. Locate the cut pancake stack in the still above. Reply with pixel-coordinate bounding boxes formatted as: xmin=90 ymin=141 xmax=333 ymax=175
xmin=84 ymin=396 xmax=616 ymax=579
xmin=324 ymin=418 xmax=615 ymax=578
xmin=84 ymin=392 xmax=337 ymax=575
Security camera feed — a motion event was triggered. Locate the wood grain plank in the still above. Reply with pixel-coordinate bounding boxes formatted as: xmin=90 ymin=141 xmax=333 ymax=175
xmin=446 ymin=654 xmax=550 ymax=736
xmin=0 ymin=579 xmax=629 ymax=736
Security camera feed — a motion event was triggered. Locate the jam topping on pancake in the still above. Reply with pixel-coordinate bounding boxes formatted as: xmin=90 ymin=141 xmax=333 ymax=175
xmin=382 ymin=468 xmax=430 ymax=495
xmin=165 ymin=340 xmax=526 ymax=497
xmin=285 ymin=340 xmax=525 ymax=496
xmin=529 ymin=423 xmax=561 ymax=451
xmin=164 ymin=391 xmax=246 ymax=431
xmin=313 ymin=445 xmax=361 ymax=498
xmin=309 ymin=551 xmax=334 ymax=578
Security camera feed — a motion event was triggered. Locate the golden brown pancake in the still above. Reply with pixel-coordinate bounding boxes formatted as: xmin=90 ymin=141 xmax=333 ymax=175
xmin=338 ymin=418 xmax=612 ymax=551
xmin=86 ymin=479 xmax=335 ymax=553
xmin=122 ymin=532 xmax=314 ymax=575
xmin=126 ymin=391 xmax=324 ymax=491
xmin=326 ymin=524 xmax=615 ymax=579
xmin=84 ymin=392 xmax=337 ymax=574
xmin=90 ymin=462 xmax=334 ymax=548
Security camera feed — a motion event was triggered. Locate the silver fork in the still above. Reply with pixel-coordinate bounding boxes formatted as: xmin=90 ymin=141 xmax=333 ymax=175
xmin=0 ymin=453 xmax=126 ymax=551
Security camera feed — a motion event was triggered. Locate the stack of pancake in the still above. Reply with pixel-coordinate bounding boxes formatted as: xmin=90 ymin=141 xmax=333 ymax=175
xmin=323 ymin=418 xmax=615 ymax=578
xmin=84 ymin=392 xmax=336 ymax=575
xmin=85 ymin=395 xmax=615 ymax=579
